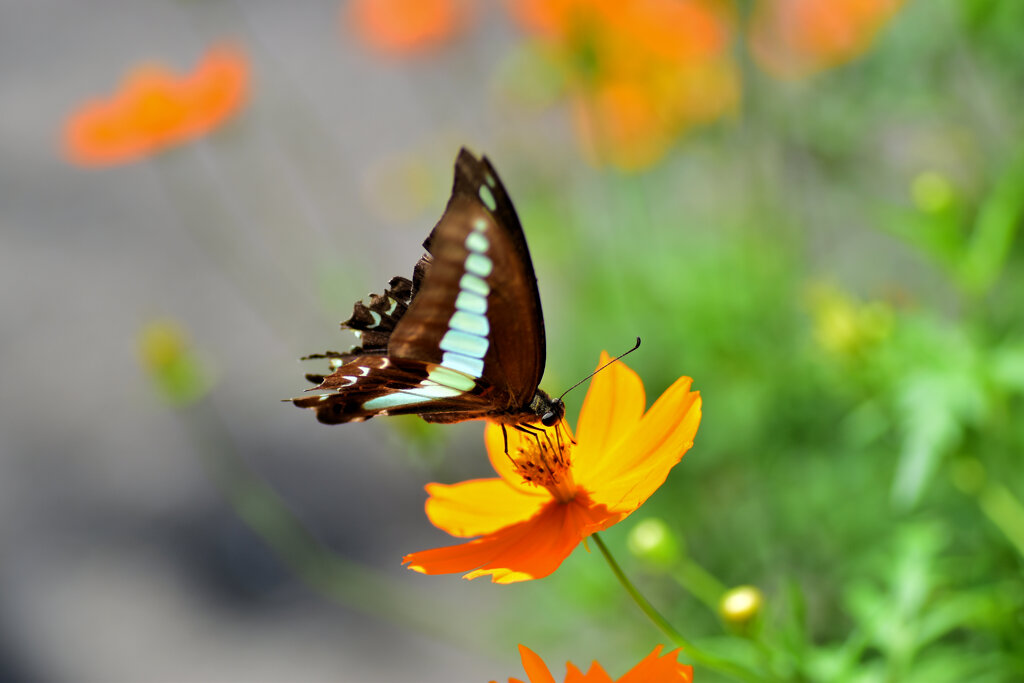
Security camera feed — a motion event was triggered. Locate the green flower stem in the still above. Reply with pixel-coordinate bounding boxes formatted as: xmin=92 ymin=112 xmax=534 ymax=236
xmin=673 ymin=557 xmax=728 ymax=612
xmin=592 ymin=533 xmax=762 ymax=683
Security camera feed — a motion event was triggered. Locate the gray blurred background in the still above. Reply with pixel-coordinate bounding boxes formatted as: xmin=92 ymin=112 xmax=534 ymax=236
xmin=0 ymin=1 xmax=581 ymax=681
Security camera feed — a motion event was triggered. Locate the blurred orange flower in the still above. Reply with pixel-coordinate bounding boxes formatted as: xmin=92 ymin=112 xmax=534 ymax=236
xmin=347 ymin=0 xmax=473 ymax=55
xmin=494 ymin=644 xmax=694 ymax=683
xmin=508 ymin=0 xmax=739 ymax=169
xmin=403 ymin=353 xmax=701 ymax=584
xmin=749 ymin=0 xmax=906 ymax=79
xmin=63 ymin=45 xmax=248 ymax=166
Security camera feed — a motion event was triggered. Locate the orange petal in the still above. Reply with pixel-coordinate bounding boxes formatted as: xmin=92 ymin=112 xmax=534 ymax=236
xmin=63 ymin=100 xmax=145 ymax=165
xmin=566 ymin=661 xmax=612 ymax=682
xmin=484 ymin=420 xmax=573 ymax=493
xmin=61 ymin=45 xmax=248 ymax=167
xmin=347 ymin=0 xmax=471 ymax=55
xmin=584 ymin=377 xmax=701 ymax=513
xmin=618 ymin=0 xmax=730 ymax=62
xmin=518 ymin=645 xmax=557 ymax=683
xmin=572 ymin=352 xmax=645 ymax=483
xmin=181 ymin=45 xmax=249 ymax=137
xmin=571 ymin=84 xmax=677 ymax=171
xmin=749 ymin=0 xmax=905 ymax=79
xmin=403 ymin=495 xmax=617 ymax=583
xmin=423 ymin=477 xmax=547 ymax=538
xmin=505 ymin=0 xmax=575 ymax=40
xmin=121 ymin=66 xmax=189 ymax=142
xmin=618 ymin=646 xmax=693 ymax=682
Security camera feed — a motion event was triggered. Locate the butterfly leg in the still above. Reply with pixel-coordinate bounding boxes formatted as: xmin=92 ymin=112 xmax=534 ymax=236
xmin=545 ymin=428 xmax=560 ymax=460
xmin=552 ymin=421 xmax=575 ymax=454
xmin=512 ymin=423 xmax=545 ymax=454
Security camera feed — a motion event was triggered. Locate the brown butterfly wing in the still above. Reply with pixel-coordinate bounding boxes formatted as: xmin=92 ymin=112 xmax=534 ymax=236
xmin=293 ymin=148 xmax=547 ymax=424
xmin=388 ymin=149 xmax=546 ymax=416
xmin=293 ymin=356 xmax=493 ymax=424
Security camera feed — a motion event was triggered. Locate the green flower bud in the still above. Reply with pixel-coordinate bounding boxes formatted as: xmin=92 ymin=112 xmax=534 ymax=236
xmin=627 ymin=517 xmax=682 ymax=568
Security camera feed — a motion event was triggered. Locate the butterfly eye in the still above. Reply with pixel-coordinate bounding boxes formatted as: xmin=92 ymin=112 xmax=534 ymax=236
xmin=541 ymin=398 xmax=565 ymax=427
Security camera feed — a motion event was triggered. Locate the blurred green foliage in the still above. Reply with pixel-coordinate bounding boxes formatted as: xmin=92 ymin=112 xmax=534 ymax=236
xmin=501 ymin=1 xmax=1024 ymax=680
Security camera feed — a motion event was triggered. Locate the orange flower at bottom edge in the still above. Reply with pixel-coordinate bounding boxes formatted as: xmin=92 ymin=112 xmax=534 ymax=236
xmin=402 ymin=353 xmax=701 ymax=584
xmin=493 ymin=644 xmax=694 ymax=683
xmin=63 ymin=45 xmax=248 ymax=166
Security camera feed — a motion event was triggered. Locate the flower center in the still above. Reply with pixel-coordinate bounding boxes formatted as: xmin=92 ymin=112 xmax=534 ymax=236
xmin=510 ymin=426 xmax=576 ymax=503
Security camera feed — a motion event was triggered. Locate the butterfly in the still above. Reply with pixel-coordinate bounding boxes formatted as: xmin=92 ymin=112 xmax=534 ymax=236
xmin=293 ymin=148 xmax=565 ymax=431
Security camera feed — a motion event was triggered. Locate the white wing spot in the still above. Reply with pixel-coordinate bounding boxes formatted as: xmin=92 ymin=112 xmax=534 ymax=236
xmin=429 ymin=364 xmax=476 ymax=390
xmin=406 ymin=382 xmax=463 ymax=399
xmin=442 ymin=351 xmax=484 ymax=378
xmin=479 ymin=184 xmax=497 ymax=212
xmin=455 ymin=291 xmax=487 ymax=315
xmin=460 ymin=273 xmax=490 ymax=297
xmin=441 ymin=329 xmax=488 ymax=359
xmin=450 ymin=310 xmax=489 ymax=336
xmin=363 ymin=393 xmax=431 ymax=410
xmin=465 ymin=231 xmax=489 ymax=254
xmin=386 ymin=297 xmax=398 ymax=316
xmin=465 ymin=253 xmax=493 ymax=278
xmin=367 ymin=311 xmax=382 ymax=328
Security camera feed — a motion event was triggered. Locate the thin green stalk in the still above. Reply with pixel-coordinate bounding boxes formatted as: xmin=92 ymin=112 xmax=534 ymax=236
xmin=592 ymin=533 xmax=763 ymax=683
xmin=673 ymin=557 xmax=728 ymax=611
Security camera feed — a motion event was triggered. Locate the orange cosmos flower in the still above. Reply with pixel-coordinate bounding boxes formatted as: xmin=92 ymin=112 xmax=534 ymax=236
xmin=402 ymin=353 xmax=701 ymax=584
xmin=749 ymin=0 xmax=906 ymax=79
xmin=495 ymin=644 xmax=694 ymax=683
xmin=346 ymin=0 xmax=473 ymax=55
xmin=63 ymin=45 xmax=248 ymax=166
xmin=508 ymin=0 xmax=739 ymax=169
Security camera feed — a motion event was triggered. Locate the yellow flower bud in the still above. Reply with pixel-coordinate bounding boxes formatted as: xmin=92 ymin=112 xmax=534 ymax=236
xmin=719 ymin=585 xmax=763 ymax=630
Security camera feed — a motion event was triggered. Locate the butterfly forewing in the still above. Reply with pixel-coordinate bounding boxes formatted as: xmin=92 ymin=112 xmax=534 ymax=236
xmin=293 ymin=148 xmax=552 ymax=425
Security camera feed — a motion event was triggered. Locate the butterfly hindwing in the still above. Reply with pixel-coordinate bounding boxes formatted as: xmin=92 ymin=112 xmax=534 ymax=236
xmin=294 ymin=356 xmax=492 ymax=424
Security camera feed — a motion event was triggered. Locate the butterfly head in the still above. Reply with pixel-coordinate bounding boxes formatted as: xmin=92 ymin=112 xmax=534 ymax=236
xmin=530 ymin=389 xmax=565 ymax=427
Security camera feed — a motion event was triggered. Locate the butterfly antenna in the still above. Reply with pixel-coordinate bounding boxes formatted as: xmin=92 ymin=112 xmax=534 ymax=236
xmin=556 ymin=337 xmax=641 ymax=403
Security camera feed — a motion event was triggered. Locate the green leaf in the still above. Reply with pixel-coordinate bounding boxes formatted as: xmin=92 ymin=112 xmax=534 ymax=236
xmin=958 ymin=150 xmax=1024 ymax=294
